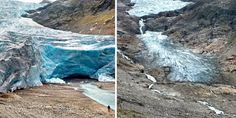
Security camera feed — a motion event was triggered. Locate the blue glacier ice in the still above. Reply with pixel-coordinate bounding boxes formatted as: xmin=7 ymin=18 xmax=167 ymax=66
xmin=0 ymin=0 xmax=115 ymax=92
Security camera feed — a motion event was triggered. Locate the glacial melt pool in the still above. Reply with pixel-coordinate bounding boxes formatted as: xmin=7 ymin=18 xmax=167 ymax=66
xmin=0 ymin=0 xmax=114 ymax=93
xmin=128 ymin=0 xmax=220 ymax=82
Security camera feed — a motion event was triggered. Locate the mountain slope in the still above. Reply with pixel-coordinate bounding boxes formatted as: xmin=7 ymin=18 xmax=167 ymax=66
xmin=26 ymin=0 xmax=115 ymax=35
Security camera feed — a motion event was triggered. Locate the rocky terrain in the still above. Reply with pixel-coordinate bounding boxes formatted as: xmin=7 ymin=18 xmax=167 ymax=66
xmin=25 ymin=0 xmax=115 ymax=35
xmin=117 ymin=0 xmax=236 ymax=117
xmin=0 ymin=84 xmax=114 ymax=118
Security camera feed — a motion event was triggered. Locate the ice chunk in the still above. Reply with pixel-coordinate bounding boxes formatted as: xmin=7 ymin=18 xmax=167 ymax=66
xmin=44 ymin=78 xmax=65 ymax=84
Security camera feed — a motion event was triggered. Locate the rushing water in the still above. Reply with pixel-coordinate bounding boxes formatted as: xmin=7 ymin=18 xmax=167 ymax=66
xmin=129 ymin=0 xmax=219 ymax=82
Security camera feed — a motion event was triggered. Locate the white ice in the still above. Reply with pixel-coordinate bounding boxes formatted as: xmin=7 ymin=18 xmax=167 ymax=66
xmin=128 ymin=0 xmax=192 ymax=17
xmin=138 ymin=31 xmax=217 ymax=82
xmin=198 ymin=101 xmax=224 ymax=115
xmin=17 ymin=0 xmax=57 ymax=3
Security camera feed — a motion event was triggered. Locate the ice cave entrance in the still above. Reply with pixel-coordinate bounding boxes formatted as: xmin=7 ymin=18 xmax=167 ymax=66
xmin=62 ymin=74 xmax=97 ymax=83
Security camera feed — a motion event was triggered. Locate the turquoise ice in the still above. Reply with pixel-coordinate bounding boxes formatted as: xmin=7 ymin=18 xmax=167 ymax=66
xmin=0 ymin=0 xmax=115 ymax=92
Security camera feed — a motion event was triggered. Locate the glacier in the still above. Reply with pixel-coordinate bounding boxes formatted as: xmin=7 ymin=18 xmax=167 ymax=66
xmin=128 ymin=0 xmax=192 ymax=17
xmin=138 ymin=31 xmax=219 ymax=82
xmin=129 ymin=0 xmax=220 ymax=82
xmin=0 ymin=0 xmax=115 ymax=92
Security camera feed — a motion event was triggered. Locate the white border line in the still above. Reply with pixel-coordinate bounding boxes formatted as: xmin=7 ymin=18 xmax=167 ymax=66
xmin=115 ymin=0 xmax=118 ymax=117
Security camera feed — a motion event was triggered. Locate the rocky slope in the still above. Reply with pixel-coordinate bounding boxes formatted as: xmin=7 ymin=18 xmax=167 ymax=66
xmin=117 ymin=0 xmax=236 ymax=117
xmin=25 ymin=0 xmax=115 ymax=35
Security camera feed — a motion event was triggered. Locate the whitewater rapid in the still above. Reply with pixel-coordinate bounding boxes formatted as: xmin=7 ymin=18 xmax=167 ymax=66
xmin=129 ymin=0 xmax=219 ymax=82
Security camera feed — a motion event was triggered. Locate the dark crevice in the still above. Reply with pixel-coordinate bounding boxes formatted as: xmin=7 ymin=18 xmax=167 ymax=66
xmin=62 ymin=74 xmax=96 ymax=83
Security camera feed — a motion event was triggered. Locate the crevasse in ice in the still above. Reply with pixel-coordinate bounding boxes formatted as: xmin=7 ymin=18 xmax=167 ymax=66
xmin=0 ymin=0 xmax=115 ymax=92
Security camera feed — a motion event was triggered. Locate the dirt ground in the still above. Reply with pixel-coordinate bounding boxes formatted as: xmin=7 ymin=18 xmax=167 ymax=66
xmin=0 ymin=83 xmax=115 ymax=118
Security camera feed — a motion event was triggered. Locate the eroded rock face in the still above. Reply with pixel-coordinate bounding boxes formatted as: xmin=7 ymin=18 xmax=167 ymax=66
xmin=0 ymin=0 xmax=115 ymax=92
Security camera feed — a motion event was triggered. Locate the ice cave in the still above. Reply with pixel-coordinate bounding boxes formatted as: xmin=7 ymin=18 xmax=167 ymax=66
xmin=0 ymin=0 xmax=115 ymax=92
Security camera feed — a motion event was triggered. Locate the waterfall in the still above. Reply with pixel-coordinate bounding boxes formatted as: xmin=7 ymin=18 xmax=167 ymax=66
xmin=139 ymin=19 xmax=145 ymax=35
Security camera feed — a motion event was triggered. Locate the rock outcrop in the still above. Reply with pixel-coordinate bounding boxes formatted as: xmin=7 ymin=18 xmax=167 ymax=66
xmin=25 ymin=0 xmax=115 ymax=35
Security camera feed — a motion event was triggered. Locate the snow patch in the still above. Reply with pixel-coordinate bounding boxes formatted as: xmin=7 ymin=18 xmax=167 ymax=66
xmin=145 ymin=74 xmax=157 ymax=83
xmin=198 ymin=101 xmax=224 ymax=115
xmin=118 ymin=50 xmax=134 ymax=63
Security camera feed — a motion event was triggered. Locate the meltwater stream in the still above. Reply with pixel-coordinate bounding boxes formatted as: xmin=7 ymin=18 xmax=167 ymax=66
xmin=0 ymin=0 xmax=114 ymax=95
xmin=129 ymin=0 xmax=220 ymax=82
xmin=81 ymin=83 xmax=115 ymax=110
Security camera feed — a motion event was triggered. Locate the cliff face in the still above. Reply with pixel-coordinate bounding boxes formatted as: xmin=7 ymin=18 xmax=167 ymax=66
xmin=26 ymin=0 xmax=115 ymax=35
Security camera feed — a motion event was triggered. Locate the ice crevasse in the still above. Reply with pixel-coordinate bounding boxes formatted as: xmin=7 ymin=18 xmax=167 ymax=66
xmin=0 ymin=0 xmax=115 ymax=92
